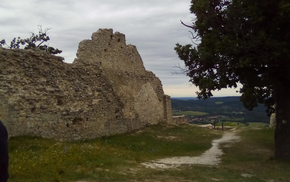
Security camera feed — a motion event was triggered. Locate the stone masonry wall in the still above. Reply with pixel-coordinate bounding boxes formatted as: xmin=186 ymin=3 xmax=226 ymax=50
xmin=163 ymin=95 xmax=173 ymax=124
xmin=0 ymin=29 xmax=173 ymax=140
xmin=74 ymin=29 xmax=165 ymax=126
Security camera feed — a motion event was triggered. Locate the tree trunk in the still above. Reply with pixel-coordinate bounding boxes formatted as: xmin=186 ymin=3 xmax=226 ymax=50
xmin=275 ymin=84 xmax=290 ymax=159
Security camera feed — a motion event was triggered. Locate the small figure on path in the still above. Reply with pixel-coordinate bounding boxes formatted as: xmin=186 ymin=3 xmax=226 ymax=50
xmin=0 ymin=120 xmax=9 ymax=182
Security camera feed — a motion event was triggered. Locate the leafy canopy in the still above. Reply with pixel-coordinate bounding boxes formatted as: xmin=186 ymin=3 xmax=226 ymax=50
xmin=175 ymin=0 xmax=290 ymax=110
xmin=0 ymin=26 xmax=62 ymax=55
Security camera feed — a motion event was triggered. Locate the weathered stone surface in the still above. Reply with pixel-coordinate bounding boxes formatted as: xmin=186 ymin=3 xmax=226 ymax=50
xmin=172 ymin=116 xmax=189 ymax=125
xmin=74 ymin=29 xmax=166 ymax=126
xmin=0 ymin=29 xmax=174 ymax=140
xmin=163 ymin=95 xmax=173 ymax=124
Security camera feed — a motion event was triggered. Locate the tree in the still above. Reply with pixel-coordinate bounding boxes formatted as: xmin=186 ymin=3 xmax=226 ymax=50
xmin=0 ymin=26 xmax=62 ymax=55
xmin=175 ymin=0 xmax=290 ymax=159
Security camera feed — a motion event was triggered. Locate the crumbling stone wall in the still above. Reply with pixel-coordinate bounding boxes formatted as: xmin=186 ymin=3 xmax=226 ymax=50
xmin=163 ymin=95 xmax=173 ymax=124
xmin=172 ymin=116 xmax=189 ymax=125
xmin=0 ymin=29 xmax=174 ymax=140
xmin=74 ymin=29 xmax=165 ymax=126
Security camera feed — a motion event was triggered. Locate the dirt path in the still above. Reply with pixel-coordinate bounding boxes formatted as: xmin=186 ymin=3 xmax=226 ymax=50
xmin=142 ymin=131 xmax=240 ymax=169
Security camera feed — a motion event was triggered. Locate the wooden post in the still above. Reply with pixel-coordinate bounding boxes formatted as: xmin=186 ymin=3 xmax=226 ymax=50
xmin=222 ymin=122 xmax=224 ymax=130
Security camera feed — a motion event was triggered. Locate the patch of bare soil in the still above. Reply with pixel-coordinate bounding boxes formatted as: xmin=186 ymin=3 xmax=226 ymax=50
xmin=142 ymin=131 xmax=240 ymax=169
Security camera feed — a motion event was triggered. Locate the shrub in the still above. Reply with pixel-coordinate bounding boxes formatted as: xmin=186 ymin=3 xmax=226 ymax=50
xmin=0 ymin=26 xmax=62 ymax=55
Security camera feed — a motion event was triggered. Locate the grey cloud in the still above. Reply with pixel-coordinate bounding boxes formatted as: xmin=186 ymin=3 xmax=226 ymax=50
xmin=0 ymin=0 xmax=239 ymax=97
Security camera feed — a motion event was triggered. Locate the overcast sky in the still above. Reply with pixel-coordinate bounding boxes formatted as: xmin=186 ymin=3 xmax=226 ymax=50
xmin=1 ymin=0 xmax=241 ymax=97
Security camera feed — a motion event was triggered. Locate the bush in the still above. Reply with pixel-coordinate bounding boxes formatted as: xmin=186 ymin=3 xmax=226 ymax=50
xmin=0 ymin=26 xmax=62 ymax=55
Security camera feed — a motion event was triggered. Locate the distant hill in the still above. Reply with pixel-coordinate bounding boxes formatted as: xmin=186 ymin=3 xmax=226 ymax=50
xmin=171 ymin=97 xmax=198 ymax=101
xmin=171 ymin=96 xmax=269 ymax=124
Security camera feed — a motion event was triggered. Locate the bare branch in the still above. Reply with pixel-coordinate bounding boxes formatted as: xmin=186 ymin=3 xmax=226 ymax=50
xmin=189 ymin=31 xmax=200 ymax=45
xmin=180 ymin=20 xmax=195 ymax=29
xmin=172 ymin=64 xmax=189 ymax=75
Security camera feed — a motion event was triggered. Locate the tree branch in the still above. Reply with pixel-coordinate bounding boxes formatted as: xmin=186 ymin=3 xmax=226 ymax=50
xmin=37 ymin=40 xmax=45 ymax=47
xmin=180 ymin=20 xmax=195 ymax=29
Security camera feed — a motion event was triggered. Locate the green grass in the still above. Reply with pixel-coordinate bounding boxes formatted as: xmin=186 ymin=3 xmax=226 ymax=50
xmin=215 ymin=121 xmax=246 ymax=127
xmin=174 ymin=110 xmax=208 ymax=116
xmin=217 ymin=127 xmax=290 ymax=182
xmin=215 ymin=102 xmax=224 ymax=104
xmin=8 ymin=124 xmax=290 ymax=182
xmin=8 ymin=124 xmax=221 ymax=182
xmin=247 ymin=122 xmax=269 ymax=127
xmin=137 ymin=127 xmax=290 ymax=182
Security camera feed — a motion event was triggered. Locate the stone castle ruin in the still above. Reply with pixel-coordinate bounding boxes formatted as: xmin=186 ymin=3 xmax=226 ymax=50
xmin=0 ymin=29 xmax=186 ymax=140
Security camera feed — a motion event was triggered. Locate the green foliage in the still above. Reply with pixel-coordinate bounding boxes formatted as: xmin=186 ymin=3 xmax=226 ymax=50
xmin=0 ymin=26 xmax=62 ymax=55
xmin=176 ymin=0 xmax=290 ymax=159
xmin=175 ymin=0 xmax=290 ymax=111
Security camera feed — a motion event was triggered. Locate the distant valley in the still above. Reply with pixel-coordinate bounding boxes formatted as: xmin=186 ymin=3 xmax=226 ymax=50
xmin=171 ymin=96 xmax=269 ymax=125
